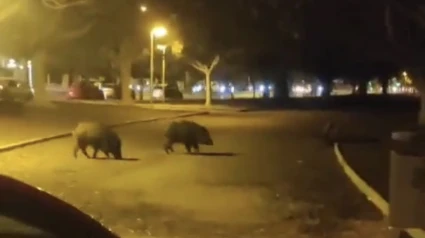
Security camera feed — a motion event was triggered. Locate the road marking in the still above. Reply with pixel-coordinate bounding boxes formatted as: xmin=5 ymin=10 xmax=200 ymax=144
xmin=334 ymin=142 xmax=425 ymax=238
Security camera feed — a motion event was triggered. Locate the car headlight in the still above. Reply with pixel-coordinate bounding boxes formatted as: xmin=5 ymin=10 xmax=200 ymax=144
xmin=152 ymin=90 xmax=162 ymax=98
xmin=259 ymin=85 xmax=265 ymax=92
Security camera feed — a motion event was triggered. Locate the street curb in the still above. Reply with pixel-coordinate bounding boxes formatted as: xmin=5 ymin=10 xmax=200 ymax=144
xmin=134 ymin=104 xmax=249 ymax=113
xmin=334 ymin=143 xmax=425 ymax=238
xmin=51 ymin=100 xmax=250 ymax=113
xmin=0 ymin=112 xmax=207 ymax=153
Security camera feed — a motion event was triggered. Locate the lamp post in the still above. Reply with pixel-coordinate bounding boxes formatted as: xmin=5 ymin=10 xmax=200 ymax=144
xmin=149 ymin=27 xmax=167 ymax=103
xmin=157 ymin=44 xmax=167 ymax=102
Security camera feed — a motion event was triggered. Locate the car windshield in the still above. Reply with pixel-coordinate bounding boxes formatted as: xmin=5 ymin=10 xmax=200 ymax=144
xmin=0 ymin=216 xmax=54 ymax=237
xmin=1 ymin=1 xmax=418 ymax=238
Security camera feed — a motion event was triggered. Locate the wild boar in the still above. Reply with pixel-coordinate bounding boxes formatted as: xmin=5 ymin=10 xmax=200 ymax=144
xmin=72 ymin=122 xmax=122 ymax=159
xmin=164 ymin=120 xmax=213 ymax=154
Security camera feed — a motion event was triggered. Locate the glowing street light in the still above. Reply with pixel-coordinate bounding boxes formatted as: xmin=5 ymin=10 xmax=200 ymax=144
xmin=149 ymin=26 xmax=167 ymax=103
xmin=151 ymin=27 xmax=167 ymax=38
xmin=157 ymin=44 xmax=167 ymax=52
xmin=140 ymin=5 xmax=147 ymax=12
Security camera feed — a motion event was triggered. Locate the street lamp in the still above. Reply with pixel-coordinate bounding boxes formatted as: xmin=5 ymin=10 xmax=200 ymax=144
xmin=149 ymin=27 xmax=167 ymax=103
xmin=157 ymin=44 xmax=167 ymax=102
xmin=140 ymin=5 xmax=147 ymax=12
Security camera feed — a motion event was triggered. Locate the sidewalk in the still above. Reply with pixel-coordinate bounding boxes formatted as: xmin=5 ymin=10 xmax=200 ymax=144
xmin=52 ymin=99 xmax=250 ymax=113
xmin=337 ymin=142 xmax=424 ymax=238
xmin=0 ymin=103 xmax=187 ymax=146
xmin=339 ymin=143 xmax=389 ymax=200
xmin=135 ymin=102 xmax=249 ymax=112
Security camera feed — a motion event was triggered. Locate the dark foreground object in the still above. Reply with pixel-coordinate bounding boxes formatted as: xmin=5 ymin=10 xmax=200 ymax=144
xmin=0 ymin=175 xmax=119 ymax=238
xmin=72 ymin=122 xmax=122 ymax=159
xmin=164 ymin=120 xmax=214 ymax=154
xmin=340 ymin=143 xmax=415 ymax=238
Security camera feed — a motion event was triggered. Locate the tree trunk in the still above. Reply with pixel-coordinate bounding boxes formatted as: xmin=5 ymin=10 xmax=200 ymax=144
xmin=411 ymin=68 xmax=425 ymax=126
xmin=68 ymin=68 xmax=75 ymax=86
xmin=419 ymin=95 xmax=425 ymax=125
xmin=321 ymin=79 xmax=332 ymax=97
xmin=355 ymin=80 xmax=368 ymax=95
xmin=119 ymin=60 xmax=132 ymax=104
xmin=20 ymin=59 xmax=29 ymax=84
xmin=251 ymin=78 xmax=256 ymax=98
xmin=381 ymin=77 xmax=389 ymax=95
xmin=31 ymin=51 xmax=51 ymax=107
xmin=205 ymin=72 xmax=212 ymax=106
xmin=184 ymin=71 xmax=191 ymax=92
xmin=275 ymin=79 xmax=289 ymax=99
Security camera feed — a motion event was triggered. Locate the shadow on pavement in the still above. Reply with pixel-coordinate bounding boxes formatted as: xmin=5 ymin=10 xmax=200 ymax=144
xmin=334 ymin=136 xmax=381 ymax=144
xmin=89 ymin=157 xmax=140 ymax=161
xmin=192 ymin=152 xmax=237 ymax=157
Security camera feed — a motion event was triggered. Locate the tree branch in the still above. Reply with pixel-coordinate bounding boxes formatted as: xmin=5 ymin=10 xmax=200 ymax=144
xmin=383 ymin=3 xmax=425 ymax=66
xmin=385 ymin=5 xmax=395 ymax=43
xmin=383 ymin=0 xmax=425 ymax=29
xmin=190 ymin=61 xmax=208 ymax=73
xmin=55 ymin=22 xmax=94 ymax=41
xmin=42 ymin=0 xmax=90 ymax=10
xmin=0 ymin=1 xmax=21 ymax=23
xmin=208 ymin=55 xmax=220 ymax=71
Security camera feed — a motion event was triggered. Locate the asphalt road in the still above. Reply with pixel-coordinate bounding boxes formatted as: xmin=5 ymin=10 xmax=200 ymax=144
xmin=0 ymin=112 xmax=391 ymax=238
xmin=0 ymin=102 xmax=189 ymax=145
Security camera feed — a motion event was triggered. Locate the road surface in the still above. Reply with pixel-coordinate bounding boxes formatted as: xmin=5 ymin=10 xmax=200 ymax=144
xmin=0 ymin=112 xmax=390 ymax=237
xmin=0 ymin=102 xmax=189 ymax=145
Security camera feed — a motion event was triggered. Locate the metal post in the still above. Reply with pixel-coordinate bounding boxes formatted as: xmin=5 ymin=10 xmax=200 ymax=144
xmin=149 ymin=33 xmax=154 ymax=103
xmin=161 ymin=50 xmax=166 ymax=102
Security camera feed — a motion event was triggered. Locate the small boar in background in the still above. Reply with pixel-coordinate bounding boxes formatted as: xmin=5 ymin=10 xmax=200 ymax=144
xmin=72 ymin=122 xmax=122 ymax=159
xmin=164 ymin=120 xmax=214 ymax=154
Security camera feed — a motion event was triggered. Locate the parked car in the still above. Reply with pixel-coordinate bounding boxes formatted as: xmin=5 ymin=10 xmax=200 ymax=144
xmin=68 ymin=80 xmax=105 ymax=100
xmin=100 ymin=83 xmax=117 ymax=99
xmin=152 ymin=85 xmax=183 ymax=100
xmin=100 ymin=83 xmax=139 ymax=100
xmin=0 ymin=78 xmax=34 ymax=103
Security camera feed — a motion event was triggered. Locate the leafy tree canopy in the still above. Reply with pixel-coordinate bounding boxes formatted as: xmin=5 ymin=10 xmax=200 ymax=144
xmin=0 ymin=0 xmax=94 ymax=59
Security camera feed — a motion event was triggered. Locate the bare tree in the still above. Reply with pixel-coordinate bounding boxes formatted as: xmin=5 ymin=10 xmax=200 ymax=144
xmin=190 ymin=55 xmax=220 ymax=106
xmin=384 ymin=1 xmax=425 ymax=123
xmin=42 ymin=0 xmax=90 ymax=9
xmin=0 ymin=0 xmax=94 ymax=106
xmin=0 ymin=1 xmax=21 ymax=22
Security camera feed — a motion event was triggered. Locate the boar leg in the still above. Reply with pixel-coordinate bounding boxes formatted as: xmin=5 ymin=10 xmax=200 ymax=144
xmin=73 ymin=144 xmax=79 ymax=158
xmin=184 ymin=143 xmax=192 ymax=153
xmin=192 ymin=143 xmax=200 ymax=153
xmin=102 ymin=150 xmax=111 ymax=159
xmin=92 ymin=148 xmax=99 ymax=159
xmin=164 ymin=140 xmax=174 ymax=154
xmin=79 ymin=145 xmax=91 ymax=159
xmin=75 ymin=141 xmax=90 ymax=159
